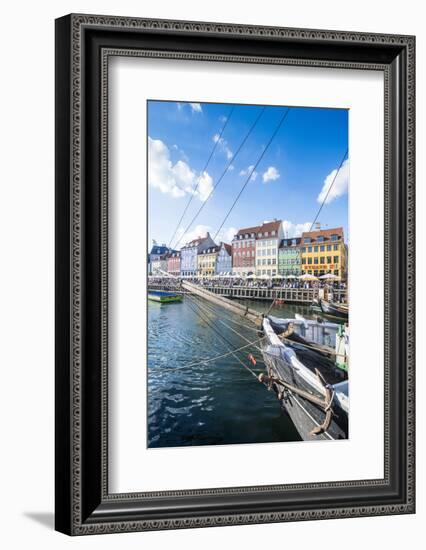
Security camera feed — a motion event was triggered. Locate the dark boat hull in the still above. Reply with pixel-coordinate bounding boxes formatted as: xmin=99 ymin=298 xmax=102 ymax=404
xmin=260 ymin=320 xmax=348 ymax=441
xmin=319 ymin=298 xmax=349 ymax=320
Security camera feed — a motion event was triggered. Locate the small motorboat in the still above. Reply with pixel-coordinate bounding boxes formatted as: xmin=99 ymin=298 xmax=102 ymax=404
xmin=148 ymin=290 xmax=183 ymax=303
xmin=319 ymin=298 xmax=348 ymax=320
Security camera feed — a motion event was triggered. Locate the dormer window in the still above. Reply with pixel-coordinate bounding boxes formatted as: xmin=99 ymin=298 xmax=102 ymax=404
xmin=271 ymin=230 xmax=276 ymax=236
xmin=331 ymin=234 xmax=339 ymax=241
xmin=317 ymin=236 xmax=324 ymax=243
xmin=304 ymin=238 xmax=311 ymax=244
xmin=258 ymin=232 xmax=262 ymax=238
xmin=265 ymin=231 xmax=269 ymax=237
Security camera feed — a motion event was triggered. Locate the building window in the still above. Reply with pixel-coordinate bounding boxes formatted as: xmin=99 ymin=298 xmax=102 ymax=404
xmin=317 ymin=236 xmax=324 ymax=242
xmin=304 ymin=238 xmax=310 ymax=244
xmin=320 ymin=256 xmax=325 ymax=263
xmin=331 ymin=234 xmax=339 ymax=241
xmin=334 ymin=256 xmax=339 ymax=263
xmin=314 ymin=246 xmax=318 ymax=252
xmin=327 ymin=256 xmax=332 ymax=263
xmin=320 ymin=245 xmax=325 ymax=252
xmin=333 ymin=244 xmax=338 ymax=251
xmin=314 ymin=257 xmax=318 ymax=264
xmin=308 ymin=257 xmax=312 ymax=265
xmin=327 ymin=245 xmax=332 ymax=251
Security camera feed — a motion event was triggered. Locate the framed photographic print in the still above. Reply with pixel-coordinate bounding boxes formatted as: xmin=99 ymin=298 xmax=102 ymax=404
xmin=55 ymin=14 xmax=415 ymax=535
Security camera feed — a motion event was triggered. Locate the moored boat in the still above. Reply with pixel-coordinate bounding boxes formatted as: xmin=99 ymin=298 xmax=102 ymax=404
xmin=260 ymin=318 xmax=348 ymax=441
xmin=148 ymin=290 xmax=183 ymax=303
xmin=319 ymin=298 xmax=349 ymax=320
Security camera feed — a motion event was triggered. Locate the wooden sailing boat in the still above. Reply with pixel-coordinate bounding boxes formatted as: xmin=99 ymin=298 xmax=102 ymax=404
xmin=260 ymin=318 xmax=348 ymax=441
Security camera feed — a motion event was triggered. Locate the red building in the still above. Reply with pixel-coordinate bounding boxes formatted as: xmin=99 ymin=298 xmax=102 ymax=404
xmin=167 ymin=251 xmax=181 ymax=277
xmin=231 ymin=225 xmax=259 ymax=276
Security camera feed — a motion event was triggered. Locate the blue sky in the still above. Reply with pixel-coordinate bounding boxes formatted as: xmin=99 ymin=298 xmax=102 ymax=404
xmin=147 ymin=100 xmax=348 ymax=249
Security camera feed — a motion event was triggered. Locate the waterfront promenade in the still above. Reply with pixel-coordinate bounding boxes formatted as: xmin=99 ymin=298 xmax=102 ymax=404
xmin=148 ymin=277 xmax=347 ymax=305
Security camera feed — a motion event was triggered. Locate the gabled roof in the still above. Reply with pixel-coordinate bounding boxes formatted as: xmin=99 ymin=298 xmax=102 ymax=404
xmin=222 ymin=243 xmax=232 ymax=255
xmin=301 ymin=227 xmax=344 ymax=242
xmin=149 ymin=245 xmax=170 ymax=255
xmin=235 ymin=225 xmax=260 ymax=237
xmin=256 ymin=220 xmax=282 ymax=238
xmin=279 ymin=237 xmax=302 ymax=248
xmin=168 ymin=250 xmax=181 ymax=259
xmin=201 ymin=245 xmax=220 ymax=254
xmin=182 ymin=233 xmax=212 ymax=249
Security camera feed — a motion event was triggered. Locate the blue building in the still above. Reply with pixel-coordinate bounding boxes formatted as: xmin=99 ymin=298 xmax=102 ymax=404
xmin=149 ymin=242 xmax=171 ymax=262
xmin=216 ymin=242 xmax=232 ymax=275
xmin=148 ymin=241 xmax=172 ymax=276
xmin=180 ymin=233 xmax=216 ymax=277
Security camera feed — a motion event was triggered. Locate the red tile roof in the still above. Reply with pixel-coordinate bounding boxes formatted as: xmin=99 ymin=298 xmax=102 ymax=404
xmin=235 ymin=225 xmax=260 ymax=237
xmin=301 ymin=227 xmax=344 ymax=241
xmin=256 ymin=220 xmax=282 ymax=237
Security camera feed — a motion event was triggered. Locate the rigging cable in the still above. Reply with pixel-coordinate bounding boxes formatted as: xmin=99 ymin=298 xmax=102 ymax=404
xmin=308 ymin=148 xmax=348 ymax=232
xmin=167 ymin=105 xmax=235 ymax=248
xmin=213 ymin=107 xmax=290 ymax=241
xmin=184 ymin=295 xmax=260 ymax=379
xmin=172 ymin=106 xmax=266 ymax=250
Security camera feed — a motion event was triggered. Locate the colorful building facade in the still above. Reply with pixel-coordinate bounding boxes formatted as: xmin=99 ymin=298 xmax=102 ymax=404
xmin=149 ymin=242 xmax=171 ymax=276
xmin=278 ymin=237 xmax=302 ymax=276
xmin=151 ymin=254 xmax=168 ymax=275
xmin=216 ymin=242 xmax=232 ymax=275
xmin=255 ymin=220 xmax=284 ymax=277
xmin=167 ymin=251 xmax=181 ymax=277
xmin=232 ymin=225 xmax=259 ymax=276
xmin=300 ymin=227 xmax=347 ymax=279
xmin=180 ymin=233 xmax=216 ymax=277
xmin=197 ymin=245 xmax=220 ymax=277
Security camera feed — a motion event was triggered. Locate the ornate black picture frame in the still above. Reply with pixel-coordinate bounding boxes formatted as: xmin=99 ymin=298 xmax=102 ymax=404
xmin=55 ymin=14 xmax=415 ymax=535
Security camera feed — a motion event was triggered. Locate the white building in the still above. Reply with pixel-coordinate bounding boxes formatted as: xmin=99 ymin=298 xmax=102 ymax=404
xmin=255 ymin=220 xmax=284 ymax=277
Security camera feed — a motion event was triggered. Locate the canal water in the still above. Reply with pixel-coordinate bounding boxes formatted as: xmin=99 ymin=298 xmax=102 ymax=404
xmin=147 ymin=297 xmax=321 ymax=448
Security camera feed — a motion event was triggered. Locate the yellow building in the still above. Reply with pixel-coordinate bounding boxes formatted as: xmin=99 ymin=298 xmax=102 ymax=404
xmin=197 ymin=246 xmax=219 ymax=278
xmin=300 ymin=227 xmax=347 ymax=279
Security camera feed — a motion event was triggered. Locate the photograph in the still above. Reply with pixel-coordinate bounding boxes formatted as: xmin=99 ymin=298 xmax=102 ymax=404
xmin=147 ymin=100 xmax=349 ymax=448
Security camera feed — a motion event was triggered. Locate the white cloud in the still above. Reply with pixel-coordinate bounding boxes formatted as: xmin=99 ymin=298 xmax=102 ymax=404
xmin=189 ymin=102 xmax=202 ymax=113
xmin=197 ymin=171 xmax=214 ymax=202
xmin=175 ymin=224 xmax=211 ymax=247
xmin=317 ymin=159 xmax=349 ymax=204
xmin=174 ymin=224 xmax=236 ymax=248
xmin=148 ymin=137 xmax=213 ymax=201
xmin=239 ymin=165 xmax=257 ymax=181
xmin=212 ymin=133 xmax=233 ymax=160
xmin=228 ymin=164 xmax=235 ymax=171
xmin=262 ymin=166 xmax=280 ymax=183
xmin=216 ymin=226 xmax=237 ymax=244
xmin=281 ymin=220 xmax=312 ymax=238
